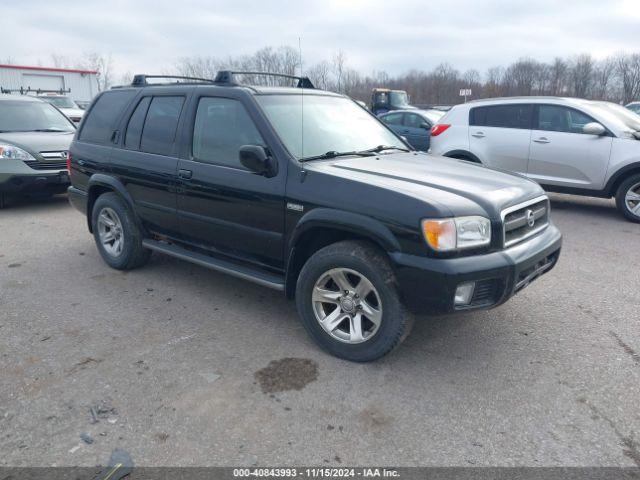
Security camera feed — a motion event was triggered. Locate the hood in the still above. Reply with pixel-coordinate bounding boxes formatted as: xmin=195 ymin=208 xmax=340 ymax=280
xmin=0 ymin=131 xmax=75 ymax=159
xmin=305 ymin=152 xmax=544 ymax=218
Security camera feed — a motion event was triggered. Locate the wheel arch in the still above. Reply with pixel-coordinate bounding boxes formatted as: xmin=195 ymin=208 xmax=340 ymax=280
xmin=86 ymin=174 xmax=138 ymax=233
xmin=605 ymin=162 xmax=640 ymax=197
xmin=284 ymin=209 xmax=400 ymax=298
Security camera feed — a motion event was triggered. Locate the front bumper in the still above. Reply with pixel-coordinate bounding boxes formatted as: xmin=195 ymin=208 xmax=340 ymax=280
xmin=0 ymin=170 xmax=70 ymax=195
xmin=391 ymin=224 xmax=562 ymax=314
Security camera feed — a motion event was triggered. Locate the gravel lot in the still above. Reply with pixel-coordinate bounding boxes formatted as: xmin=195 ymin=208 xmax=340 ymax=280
xmin=1 ymin=193 xmax=638 ymax=467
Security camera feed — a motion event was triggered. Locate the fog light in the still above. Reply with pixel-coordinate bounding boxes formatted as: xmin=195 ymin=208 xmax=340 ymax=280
xmin=454 ymin=282 xmax=475 ymax=306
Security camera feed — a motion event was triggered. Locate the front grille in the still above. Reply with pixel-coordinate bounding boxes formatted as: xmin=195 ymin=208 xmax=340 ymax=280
xmin=24 ymin=159 xmax=67 ymax=170
xmin=470 ymin=279 xmax=500 ymax=307
xmin=502 ymin=197 xmax=549 ymax=247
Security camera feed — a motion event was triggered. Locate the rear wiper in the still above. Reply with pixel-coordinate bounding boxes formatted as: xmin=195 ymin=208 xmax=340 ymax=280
xmin=300 ymin=150 xmax=376 ymax=162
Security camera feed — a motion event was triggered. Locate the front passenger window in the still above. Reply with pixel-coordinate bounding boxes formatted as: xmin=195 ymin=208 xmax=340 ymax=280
xmin=537 ymin=105 xmax=595 ymax=134
xmin=192 ymin=97 xmax=265 ymax=169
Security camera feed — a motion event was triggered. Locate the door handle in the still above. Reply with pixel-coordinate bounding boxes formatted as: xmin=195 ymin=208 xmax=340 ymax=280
xmin=533 ymin=137 xmax=550 ymax=144
xmin=178 ymin=169 xmax=193 ymax=179
xmin=471 ymin=132 xmax=485 ymax=138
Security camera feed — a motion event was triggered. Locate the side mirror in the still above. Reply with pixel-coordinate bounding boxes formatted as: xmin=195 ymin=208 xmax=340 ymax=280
xmin=583 ymin=122 xmax=606 ymax=136
xmin=239 ymin=145 xmax=277 ymax=177
xmin=419 ymin=122 xmax=430 ymax=130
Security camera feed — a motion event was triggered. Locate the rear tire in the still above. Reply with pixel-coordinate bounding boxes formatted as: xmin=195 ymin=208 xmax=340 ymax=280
xmin=615 ymin=174 xmax=640 ymax=223
xmin=91 ymin=192 xmax=151 ymax=270
xmin=295 ymin=240 xmax=413 ymax=362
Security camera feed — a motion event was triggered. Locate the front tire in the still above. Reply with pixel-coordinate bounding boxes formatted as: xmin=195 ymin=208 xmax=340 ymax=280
xmin=296 ymin=240 xmax=413 ymax=362
xmin=615 ymin=174 xmax=640 ymax=223
xmin=91 ymin=192 xmax=151 ymax=270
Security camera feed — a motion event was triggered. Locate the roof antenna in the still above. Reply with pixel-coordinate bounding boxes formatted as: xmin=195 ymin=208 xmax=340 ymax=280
xmin=299 ymin=36 xmax=306 ymax=180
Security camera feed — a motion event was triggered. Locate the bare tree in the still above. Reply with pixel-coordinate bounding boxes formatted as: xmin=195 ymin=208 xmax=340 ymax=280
xmin=570 ymin=54 xmax=594 ymax=98
xmin=616 ymin=53 xmax=640 ymax=104
xmin=332 ymin=50 xmax=347 ymax=93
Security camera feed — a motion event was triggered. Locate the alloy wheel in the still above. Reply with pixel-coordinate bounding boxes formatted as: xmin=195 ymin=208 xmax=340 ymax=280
xmin=97 ymin=207 xmax=124 ymax=257
xmin=625 ymin=182 xmax=640 ymax=218
xmin=312 ymin=267 xmax=382 ymax=344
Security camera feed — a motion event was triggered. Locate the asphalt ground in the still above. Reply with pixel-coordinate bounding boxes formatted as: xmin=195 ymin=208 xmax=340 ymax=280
xmin=0 ymin=193 xmax=638 ymax=467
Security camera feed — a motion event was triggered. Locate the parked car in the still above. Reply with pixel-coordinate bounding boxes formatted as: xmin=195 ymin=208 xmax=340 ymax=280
xmin=626 ymin=102 xmax=640 ymax=115
xmin=0 ymin=95 xmax=75 ymax=208
xmin=37 ymin=94 xmax=85 ymax=123
xmin=67 ymin=72 xmax=562 ymax=362
xmin=429 ymin=97 xmax=640 ymax=222
xmin=380 ymin=109 xmax=445 ymax=151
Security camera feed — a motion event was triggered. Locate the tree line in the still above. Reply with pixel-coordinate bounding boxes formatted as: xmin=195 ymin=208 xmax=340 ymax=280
xmin=175 ymin=46 xmax=640 ymax=106
xmin=11 ymin=46 xmax=640 ymax=106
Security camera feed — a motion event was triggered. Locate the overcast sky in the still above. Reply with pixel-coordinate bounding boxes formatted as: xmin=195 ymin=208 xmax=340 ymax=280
xmin=4 ymin=0 xmax=639 ymax=78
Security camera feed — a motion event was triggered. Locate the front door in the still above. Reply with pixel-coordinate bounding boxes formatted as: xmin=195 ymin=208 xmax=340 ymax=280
xmin=176 ymin=95 xmax=286 ymax=270
xmin=403 ymin=112 xmax=431 ymax=151
xmin=527 ymin=104 xmax=613 ymax=190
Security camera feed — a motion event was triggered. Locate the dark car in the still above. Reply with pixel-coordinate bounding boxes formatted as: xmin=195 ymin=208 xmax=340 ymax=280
xmin=0 ymin=95 xmax=75 ymax=208
xmin=67 ymin=72 xmax=562 ymax=362
xmin=379 ymin=109 xmax=444 ymax=151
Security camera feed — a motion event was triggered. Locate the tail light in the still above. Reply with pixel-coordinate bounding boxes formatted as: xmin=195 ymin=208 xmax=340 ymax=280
xmin=66 ymin=151 xmax=71 ymax=171
xmin=430 ymin=124 xmax=451 ymax=137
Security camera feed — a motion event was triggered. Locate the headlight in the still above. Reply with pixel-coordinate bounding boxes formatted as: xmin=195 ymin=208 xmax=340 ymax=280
xmin=0 ymin=144 xmax=36 ymax=161
xmin=422 ymin=216 xmax=491 ymax=252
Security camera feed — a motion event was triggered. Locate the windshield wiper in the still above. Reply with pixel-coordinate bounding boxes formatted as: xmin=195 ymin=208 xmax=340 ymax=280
xmin=299 ymin=145 xmax=409 ymax=162
xmin=300 ymin=150 xmax=377 ymax=162
xmin=362 ymin=145 xmax=410 ymax=154
xmin=30 ymin=128 xmax=72 ymax=132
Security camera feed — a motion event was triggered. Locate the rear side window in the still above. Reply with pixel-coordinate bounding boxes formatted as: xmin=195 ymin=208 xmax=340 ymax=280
xmin=140 ymin=96 xmax=185 ymax=156
xmin=470 ymin=104 xmax=532 ymax=129
xmin=79 ymin=90 xmax=137 ymax=144
xmin=125 ymin=97 xmax=151 ymax=149
xmin=192 ymin=97 xmax=265 ymax=169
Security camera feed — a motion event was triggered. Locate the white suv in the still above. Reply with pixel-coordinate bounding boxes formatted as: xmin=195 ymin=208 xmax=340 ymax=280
xmin=429 ymin=97 xmax=640 ymax=222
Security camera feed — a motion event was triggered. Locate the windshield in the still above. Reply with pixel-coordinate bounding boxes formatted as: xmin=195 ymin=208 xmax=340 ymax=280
xmin=389 ymin=91 xmax=409 ymax=108
xmin=256 ymin=94 xmax=406 ymax=159
xmin=589 ymin=101 xmax=640 ymax=132
xmin=0 ymin=100 xmax=76 ymax=132
xmin=423 ymin=109 xmax=445 ymax=124
xmin=626 ymin=103 xmax=640 ymax=114
xmin=39 ymin=96 xmax=78 ymax=109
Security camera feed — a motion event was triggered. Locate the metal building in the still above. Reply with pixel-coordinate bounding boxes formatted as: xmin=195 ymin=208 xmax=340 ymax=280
xmin=0 ymin=64 xmax=100 ymax=103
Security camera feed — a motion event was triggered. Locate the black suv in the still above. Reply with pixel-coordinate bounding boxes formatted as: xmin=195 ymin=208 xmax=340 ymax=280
xmin=68 ymin=72 xmax=562 ymax=361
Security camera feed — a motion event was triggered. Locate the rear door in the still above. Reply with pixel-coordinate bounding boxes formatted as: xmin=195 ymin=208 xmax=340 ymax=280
xmin=176 ymin=93 xmax=286 ymax=270
xmin=380 ymin=112 xmax=405 ymax=138
xmin=468 ymin=104 xmax=533 ymax=175
xmin=527 ymin=104 xmax=613 ymax=189
xmin=109 ymin=92 xmax=187 ymax=236
xmin=403 ymin=112 xmax=431 ymax=151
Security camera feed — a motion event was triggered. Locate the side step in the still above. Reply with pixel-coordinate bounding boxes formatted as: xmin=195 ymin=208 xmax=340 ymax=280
xmin=142 ymin=239 xmax=285 ymax=291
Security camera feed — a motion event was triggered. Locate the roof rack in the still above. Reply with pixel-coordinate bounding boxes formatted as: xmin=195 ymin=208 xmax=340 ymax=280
xmin=131 ymin=74 xmax=216 ymax=87
xmin=1 ymin=87 xmax=71 ymax=95
xmin=214 ymin=71 xmax=315 ymax=89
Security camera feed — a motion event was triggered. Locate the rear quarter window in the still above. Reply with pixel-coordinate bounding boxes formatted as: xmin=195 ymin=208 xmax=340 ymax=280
xmin=79 ymin=90 xmax=137 ymax=144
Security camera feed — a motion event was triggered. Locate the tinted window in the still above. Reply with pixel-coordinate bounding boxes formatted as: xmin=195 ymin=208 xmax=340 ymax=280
xmin=381 ymin=112 xmax=403 ymax=125
xmin=80 ymin=90 xmax=137 ymax=144
xmin=125 ymin=97 xmax=151 ymax=149
xmin=470 ymin=104 xmax=532 ymax=129
xmin=140 ymin=96 xmax=184 ymax=156
xmin=537 ymin=105 xmax=595 ymax=134
xmin=192 ymin=97 xmax=265 ymax=169
xmin=405 ymin=113 xmax=427 ymax=128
